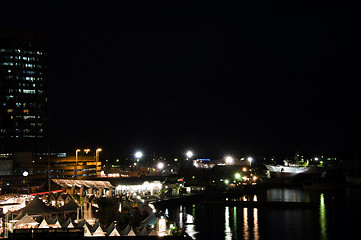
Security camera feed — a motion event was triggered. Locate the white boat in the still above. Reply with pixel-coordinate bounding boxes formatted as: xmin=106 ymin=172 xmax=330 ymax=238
xmin=265 ymin=160 xmax=317 ymax=178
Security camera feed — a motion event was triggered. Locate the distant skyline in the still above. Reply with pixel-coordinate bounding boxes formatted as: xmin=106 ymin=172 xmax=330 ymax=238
xmin=1 ymin=1 xmax=360 ymax=155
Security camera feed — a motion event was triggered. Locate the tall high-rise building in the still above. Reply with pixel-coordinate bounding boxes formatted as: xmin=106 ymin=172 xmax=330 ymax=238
xmin=0 ymin=29 xmax=48 ymax=153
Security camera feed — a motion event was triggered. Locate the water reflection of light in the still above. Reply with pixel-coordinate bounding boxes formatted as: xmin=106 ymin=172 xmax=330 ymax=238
xmin=225 ymin=206 xmax=232 ymax=240
xmin=178 ymin=205 xmax=183 ymax=228
xmin=185 ymin=213 xmax=198 ymax=239
xmin=267 ymin=188 xmax=305 ymax=202
xmin=320 ymin=193 xmax=327 ymax=240
xmin=233 ymin=207 xmax=238 ymax=239
xmin=243 ymin=208 xmax=249 ymax=240
xmin=253 ymin=208 xmax=260 ymax=240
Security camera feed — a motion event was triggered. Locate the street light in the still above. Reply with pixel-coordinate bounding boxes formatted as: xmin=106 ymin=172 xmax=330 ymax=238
xmin=96 ymin=148 xmax=102 ymax=177
xmin=157 ymin=162 xmax=164 ymax=170
xmin=186 ymin=151 xmax=193 ymax=160
xmin=75 ymin=149 xmax=81 ymax=177
xmin=23 ymin=171 xmax=29 ymax=194
xmin=225 ymin=156 xmax=234 ymax=165
xmin=247 ymin=157 xmax=253 ymax=166
xmin=134 ymin=151 xmax=143 ymax=167
xmin=135 ymin=151 xmax=143 ymax=159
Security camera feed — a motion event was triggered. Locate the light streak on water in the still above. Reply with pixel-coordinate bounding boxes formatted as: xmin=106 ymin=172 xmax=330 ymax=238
xmin=233 ymin=207 xmax=238 ymax=239
xmin=253 ymin=208 xmax=260 ymax=240
xmin=243 ymin=207 xmax=249 ymax=240
xmin=178 ymin=205 xmax=183 ymax=228
xmin=182 ymin=204 xmax=198 ymax=240
xmin=225 ymin=206 xmax=232 ymax=240
xmin=185 ymin=213 xmax=198 ymax=239
xmin=320 ymin=193 xmax=327 ymax=240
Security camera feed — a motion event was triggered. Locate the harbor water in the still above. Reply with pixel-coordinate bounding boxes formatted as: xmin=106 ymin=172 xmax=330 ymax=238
xmin=163 ymin=187 xmax=361 ymax=240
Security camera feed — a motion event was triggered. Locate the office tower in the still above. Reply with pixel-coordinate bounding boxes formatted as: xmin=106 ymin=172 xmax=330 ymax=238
xmin=0 ymin=29 xmax=48 ymax=153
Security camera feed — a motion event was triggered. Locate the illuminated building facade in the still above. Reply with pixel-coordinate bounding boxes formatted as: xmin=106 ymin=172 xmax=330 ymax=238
xmin=0 ymin=29 xmax=48 ymax=153
xmin=31 ymin=155 xmax=102 ymax=180
xmin=0 ymin=155 xmax=102 ymax=194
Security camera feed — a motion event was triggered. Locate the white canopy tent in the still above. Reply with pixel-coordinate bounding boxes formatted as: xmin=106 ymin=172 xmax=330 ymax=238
xmin=14 ymin=213 xmax=39 ymax=229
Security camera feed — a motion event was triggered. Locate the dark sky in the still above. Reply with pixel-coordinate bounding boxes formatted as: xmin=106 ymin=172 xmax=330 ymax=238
xmin=1 ymin=1 xmax=360 ymax=156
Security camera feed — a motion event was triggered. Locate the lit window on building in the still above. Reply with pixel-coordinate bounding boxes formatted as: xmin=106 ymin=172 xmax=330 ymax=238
xmin=1 ymin=62 xmax=13 ymax=66
xmin=23 ymin=89 xmax=36 ymax=94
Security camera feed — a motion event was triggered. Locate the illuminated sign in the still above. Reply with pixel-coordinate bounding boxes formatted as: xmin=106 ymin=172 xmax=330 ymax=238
xmin=196 ymin=159 xmax=210 ymax=161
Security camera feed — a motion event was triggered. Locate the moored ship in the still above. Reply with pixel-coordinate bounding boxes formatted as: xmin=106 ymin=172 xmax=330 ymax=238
xmin=265 ymin=157 xmax=318 ymax=178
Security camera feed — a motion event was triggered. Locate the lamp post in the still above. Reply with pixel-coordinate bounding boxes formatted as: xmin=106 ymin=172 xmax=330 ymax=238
xmin=96 ymin=148 xmax=102 ymax=177
xmin=247 ymin=157 xmax=253 ymax=167
xmin=23 ymin=171 xmax=29 ymax=194
xmin=134 ymin=151 xmax=143 ymax=167
xmin=75 ymin=149 xmax=81 ymax=178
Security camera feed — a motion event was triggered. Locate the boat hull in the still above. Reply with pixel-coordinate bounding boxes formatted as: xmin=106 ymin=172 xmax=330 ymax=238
xmin=265 ymin=164 xmax=317 ymax=178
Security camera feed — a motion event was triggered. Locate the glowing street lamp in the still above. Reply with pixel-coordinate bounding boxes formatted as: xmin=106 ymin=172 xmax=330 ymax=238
xmin=134 ymin=151 xmax=143 ymax=167
xmin=235 ymin=173 xmax=241 ymax=180
xmin=225 ymin=156 xmax=234 ymax=165
xmin=135 ymin=151 xmax=143 ymax=159
xmin=186 ymin=151 xmax=193 ymax=160
xmin=247 ymin=157 xmax=253 ymax=166
xmin=157 ymin=162 xmax=164 ymax=170
xmin=96 ymin=148 xmax=102 ymax=177
xmin=75 ymin=149 xmax=81 ymax=177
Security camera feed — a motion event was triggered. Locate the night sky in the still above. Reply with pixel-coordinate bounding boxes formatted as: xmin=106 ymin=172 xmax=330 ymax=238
xmin=1 ymin=1 xmax=360 ymax=157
